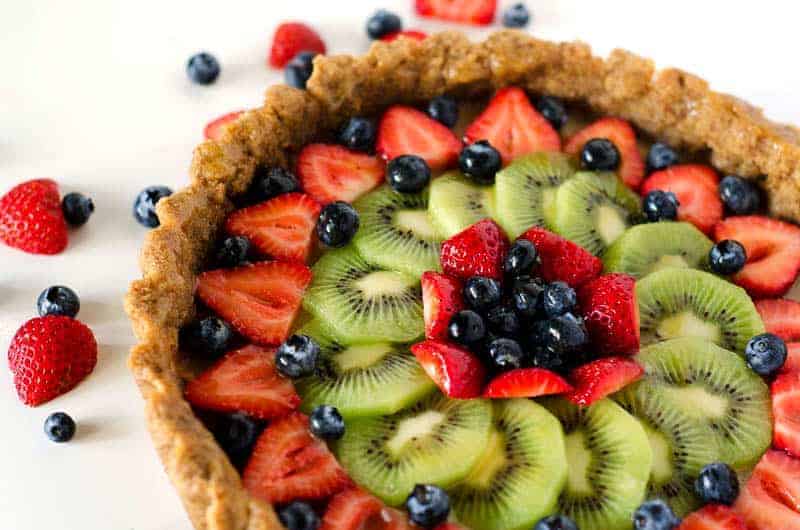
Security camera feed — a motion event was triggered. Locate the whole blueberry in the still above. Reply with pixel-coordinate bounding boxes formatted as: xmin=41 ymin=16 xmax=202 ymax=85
xmin=504 ymin=239 xmax=538 ymax=278
xmin=366 ymin=9 xmax=402 ymax=40
xmin=448 ymin=310 xmax=487 ymax=345
xmin=181 ymin=316 xmax=232 ymax=359
xmin=427 ymin=96 xmax=459 ymax=128
xmin=487 ymin=338 xmax=526 ymax=372
xmin=745 ymin=333 xmax=787 ymax=376
xmin=215 ymin=236 xmax=250 ymax=268
xmin=339 ymin=117 xmax=377 ymax=153
xmin=309 ymin=404 xmax=345 ymax=440
xmin=694 ymin=462 xmax=740 ymax=506
xmin=512 ymin=278 xmax=545 ymax=320
xmin=387 ymin=155 xmax=431 ymax=193
xmin=581 ymin=138 xmax=620 ymax=171
xmin=719 ymin=175 xmax=762 ymax=215
xmin=278 ymin=501 xmax=321 ymax=530
xmin=485 ymin=304 xmax=521 ymax=337
xmin=529 ymin=313 xmax=588 ymax=371
xmin=187 ymin=52 xmax=220 ymax=85
xmin=61 ymin=192 xmax=95 ymax=227
xmin=37 ymin=285 xmax=80 ymax=318
xmin=463 ymin=276 xmax=503 ymax=312
xmin=248 ymin=166 xmax=300 ymax=203
xmin=275 ymin=334 xmax=320 ymax=378
xmin=708 ymin=240 xmax=747 ymax=275
xmin=405 ymin=484 xmax=450 ymax=528
xmin=133 ymin=185 xmax=172 ymax=228
xmin=540 ymin=281 xmax=577 ymax=318
xmin=643 ymin=190 xmax=680 ymax=222
xmin=647 ymin=142 xmax=679 ymax=172
xmin=535 ymin=96 xmax=567 ymax=130
xmin=459 ymin=141 xmax=503 ymax=184
xmin=632 ymin=499 xmax=680 ymax=530
xmin=213 ymin=413 xmax=264 ymax=468
xmin=44 ymin=412 xmax=76 ymax=443
xmin=502 ymin=3 xmax=531 ymax=28
xmin=534 ymin=514 xmax=579 ymax=530
xmin=285 ymin=52 xmax=317 ymax=89
xmin=316 ymin=201 xmax=360 ymax=247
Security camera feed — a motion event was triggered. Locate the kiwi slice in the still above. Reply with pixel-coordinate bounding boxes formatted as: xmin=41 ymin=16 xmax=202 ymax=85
xmin=636 ymin=337 xmax=772 ymax=470
xmin=540 ymin=398 xmax=652 ymax=530
xmin=636 ymin=268 xmax=765 ymax=354
xmin=336 ymin=393 xmax=493 ymax=506
xmin=303 ymin=247 xmax=424 ymax=344
xmin=548 ymin=171 xmax=641 ymax=256
xmin=603 ymin=222 xmax=713 ymax=279
xmin=352 ymin=185 xmax=443 ymax=278
xmin=450 ymin=399 xmax=568 ymax=530
xmin=494 ymin=152 xmax=577 ymax=239
xmin=428 ymin=171 xmax=496 ymax=238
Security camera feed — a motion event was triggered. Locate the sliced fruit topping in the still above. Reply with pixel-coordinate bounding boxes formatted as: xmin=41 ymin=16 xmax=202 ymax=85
xmin=564 ymin=117 xmax=645 ymax=189
xmin=756 ymin=299 xmax=800 ymax=341
xmin=269 ymin=22 xmax=326 ymax=68
xmin=518 ymin=227 xmax=603 ymax=288
xmin=640 ymin=164 xmax=722 ymax=235
xmin=204 ymin=111 xmax=244 ymax=141
xmin=678 ymin=505 xmax=746 ymax=530
xmin=376 ymin=106 xmax=461 ymax=171
xmin=734 ymin=450 xmax=800 ymax=530
xmin=321 ymin=487 xmax=409 ymax=530
xmin=297 ymin=144 xmax=384 ymax=204
xmin=482 ymin=368 xmax=572 ymax=398
xmin=440 ymin=219 xmax=509 ymax=281
xmin=381 ymin=30 xmax=428 ymax=42
xmin=0 ymin=179 xmax=68 ymax=255
xmin=428 ymin=172 xmax=495 ymax=238
xmin=421 ymin=272 xmax=464 ymax=341
xmin=414 ymin=0 xmax=497 ymax=25
xmin=578 ymin=273 xmax=640 ymax=356
xmin=567 ymin=357 xmax=644 ymax=407
xmin=771 ymin=372 xmax=800 ymax=458
xmin=410 ymin=340 xmax=486 ymax=398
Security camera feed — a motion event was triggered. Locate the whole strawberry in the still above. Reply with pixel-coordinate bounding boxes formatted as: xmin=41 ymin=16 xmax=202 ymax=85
xmin=8 ymin=316 xmax=98 ymax=406
xmin=0 ymin=179 xmax=68 ymax=255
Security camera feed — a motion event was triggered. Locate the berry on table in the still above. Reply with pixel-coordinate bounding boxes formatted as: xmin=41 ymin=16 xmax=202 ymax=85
xmin=275 ymin=334 xmax=320 ymax=378
xmin=186 ymin=52 xmax=220 ymax=85
xmin=502 ymin=3 xmax=531 ymax=28
xmin=278 ymin=501 xmax=321 ymax=530
xmin=719 ymin=175 xmax=761 ymax=215
xmin=540 ymin=281 xmax=577 ymax=318
xmin=745 ymin=332 xmax=787 ymax=376
xmin=534 ymin=96 xmax=567 ymax=130
xmin=316 ymin=201 xmax=360 ymax=247
xmin=44 ymin=412 xmax=76 ymax=443
xmin=534 ymin=514 xmax=579 ymax=530
xmin=61 ymin=192 xmax=94 ymax=227
xmin=643 ymin=190 xmax=680 ymax=222
xmin=632 ymin=499 xmax=680 ymax=530
xmin=247 ymin=166 xmax=300 ymax=204
xmin=405 ymin=484 xmax=450 ymax=528
xmin=338 ymin=117 xmax=377 ymax=153
xmin=485 ymin=304 xmax=521 ymax=336
xmin=386 ymin=155 xmax=431 ymax=193
xmin=459 ymin=141 xmax=503 ymax=184
xmin=487 ymin=337 xmax=526 ymax=371
xmin=309 ymin=404 xmax=345 ymax=440
xmin=215 ymin=236 xmax=250 ymax=268
xmin=37 ymin=285 xmax=80 ymax=318
xmin=366 ymin=9 xmax=403 ymax=40
xmin=0 ymin=179 xmax=68 ymax=255
xmin=694 ymin=462 xmax=740 ymax=506
xmin=448 ymin=309 xmax=487 ymax=345
xmin=133 ymin=185 xmax=172 ymax=228
xmin=709 ymin=240 xmax=747 ymax=275
xmin=180 ymin=316 xmax=232 ymax=359
xmin=212 ymin=413 xmax=264 ymax=468
xmin=463 ymin=276 xmax=502 ymax=312
xmin=504 ymin=239 xmax=538 ymax=278
xmin=427 ymin=95 xmax=459 ymax=128
xmin=646 ymin=142 xmax=679 ymax=172
xmin=285 ymin=51 xmax=317 ymax=89
xmin=581 ymin=138 xmax=620 ymax=171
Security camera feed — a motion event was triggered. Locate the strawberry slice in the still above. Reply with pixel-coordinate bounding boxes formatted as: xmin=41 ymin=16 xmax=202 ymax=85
xmin=376 ymin=106 xmax=462 ymax=171
xmin=321 ymin=488 xmax=412 ymax=530
xmin=204 ymin=111 xmax=244 ymax=141
xmin=578 ymin=273 xmax=640 ymax=356
xmin=0 ymin=179 xmax=68 ymax=255
xmin=421 ymin=272 xmax=465 ymax=341
xmin=678 ymin=505 xmax=746 ymax=530
xmin=243 ymin=412 xmax=350 ymax=503
xmin=518 ymin=227 xmax=603 ymax=288
xmin=715 ymin=216 xmax=800 ymax=298
xmin=440 ymin=219 xmax=509 ymax=281
xmin=381 ymin=30 xmax=428 ymax=42
xmin=269 ymin=22 xmax=326 ymax=68
xmin=410 ymin=340 xmax=486 ymax=398
xmin=196 ymin=261 xmax=312 ymax=345
xmin=566 ymin=357 xmax=644 ymax=407
xmin=225 ymin=193 xmax=321 ymax=263
xmin=784 ymin=343 xmax=800 ymax=374
xmin=414 ymin=0 xmax=497 ymax=25
xmin=482 ymin=368 xmax=572 ymax=398
xmin=296 ymin=144 xmax=384 ymax=204
xmin=564 ymin=117 xmax=646 ymax=189
xmin=640 ymin=164 xmax=722 ymax=234
xmin=771 ymin=372 xmax=800 ymax=458
xmin=734 ymin=450 xmax=800 ymax=530
xmin=185 ymin=345 xmax=300 ymax=420
xmin=464 ymin=87 xmax=561 ymax=164
xmin=756 ymin=299 xmax=800 ymax=341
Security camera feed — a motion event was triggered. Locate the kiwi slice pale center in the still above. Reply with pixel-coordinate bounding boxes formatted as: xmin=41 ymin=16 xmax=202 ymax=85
xmin=333 ymin=343 xmax=394 ymax=371
xmin=656 ymin=311 xmax=721 ymax=343
xmin=461 ymin=429 xmax=508 ymax=489
xmin=394 ymin=209 xmax=438 ymax=239
xmin=564 ymin=430 xmax=595 ymax=497
xmin=386 ymin=410 xmax=446 ymax=457
xmin=595 ymin=204 xmax=628 ymax=245
xmin=660 ymin=385 xmax=729 ymax=421
xmin=643 ymin=424 xmax=674 ymax=484
xmin=647 ymin=255 xmax=690 ymax=275
xmin=355 ymin=270 xmax=417 ymax=297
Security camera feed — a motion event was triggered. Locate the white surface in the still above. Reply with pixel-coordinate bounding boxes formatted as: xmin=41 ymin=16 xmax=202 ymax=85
xmin=1 ymin=1 xmax=798 ymax=529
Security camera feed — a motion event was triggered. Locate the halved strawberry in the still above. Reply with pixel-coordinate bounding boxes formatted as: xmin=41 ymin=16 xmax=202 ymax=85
xmin=376 ymin=106 xmax=462 ymax=170
xmin=296 ymin=144 xmax=384 ymax=204
xmin=564 ymin=117 xmax=646 ymax=189
xmin=518 ymin=227 xmax=603 ymax=288
xmin=784 ymin=343 xmax=800 ymax=374
xmin=734 ymin=450 xmax=800 ymax=529
xmin=464 ymin=87 xmax=561 ymax=164
xmin=0 ymin=179 xmax=68 ymax=255
xmin=566 ymin=357 xmax=644 ymax=407
xmin=771 ymin=372 xmax=800 ymax=458
xmin=269 ymin=22 xmax=326 ymax=68
xmin=204 ymin=111 xmax=244 ymax=141
xmin=434 ymin=525 xmax=469 ymax=530
xmin=421 ymin=272 xmax=465 ymax=340
xmin=756 ymin=299 xmax=800 ymax=341
xmin=185 ymin=345 xmax=300 ymax=419
xmin=410 ymin=340 xmax=486 ymax=398
xmin=483 ymin=368 xmax=572 ymax=398
xmin=321 ymin=488 xmax=412 ymax=530
xmin=414 ymin=0 xmax=497 ymax=25
xmin=225 ymin=193 xmax=321 ymax=263
xmin=440 ymin=219 xmax=509 ymax=281
xmin=196 ymin=261 xmax=312 ymax=345
xmin=243 ymin=412 xmax=350 ymax=503
xmin=715 ymin=216 xmax=800 ymax=298
xmin=381 ymin=30 xmax=428 ymax=42
xmin=578 ymin=273 xmax=640 ymax=355
xmin=640 ymin=164 xmax=722 ymax=234
xmin=678 ymin=505 xmax=746 ymax=530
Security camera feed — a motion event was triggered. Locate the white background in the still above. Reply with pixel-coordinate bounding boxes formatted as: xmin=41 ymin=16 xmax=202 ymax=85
xmin=1 ymin=1 xmax=798 ymax=529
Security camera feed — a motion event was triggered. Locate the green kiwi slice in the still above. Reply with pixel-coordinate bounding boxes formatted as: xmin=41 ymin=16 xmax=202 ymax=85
xmin=494 ymin=152 xmax=577 ymax=239
xmin=450 ymin=399 xmax=568 ymax=530
xmin=636 ymin=268 xmax=765 ymax=354
xmin=603 ymin=222 xmax=713 ymax=279
xmin=303 ymin=247 xmax=424 ymax=344
xmin=636 ymin=337 xmax=772 ymax=470
xmin=541 ymin=398 xmax=652 ymax=530
xmin=548 ymin=171 xmax=642 ymax=256
xmin=352 ymin=185 xmax=443 ymax=278
xmin=336 ymin=393 xmax=493 ymax=506
xmin=428 ymin=171 xmax=496 ymax=238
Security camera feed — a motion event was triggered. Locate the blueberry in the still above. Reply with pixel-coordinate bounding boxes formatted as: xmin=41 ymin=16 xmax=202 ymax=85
xmin=504 ymin=239 xmax=538 ymax=278
xmin=44 ymin=412 xmax=76 ymax=443
xmin=309 ymin=404 xmax=345 ymax=440
xmin=275 ymin=335 xmax=320 ymax=378
xmin=540 ymin=281 xmax=577 ymax=318
xmin=181 ymin=316 xmax=232 ymax=359
xmin=694 ymin=462 xmax=740 ymax=506
xmin=459 ymin=141 xmax=503 ymax=184
xmin=316 ymin=201 xmax=360 ymax=247
xmin=448 ymin=310 xmax=487 ymax=345
xmin=248 ymin=166 xmax=300 ymax=203
xmin=643 ymin=190 xmax=680 ymax=222
xmin=534 ymin=514 xmax=579 ymax=530
xmin=632 ymin=499 xmax=680 ymax=530
xmin=581 ymin=138 xmax=620 ymax=171
xmin=427 ymin=96 xmax=459 ymax=128
xmin=61 ymin=192 xmax=95 ymax=227
xmin=502 ymin=3 xmax=531 ymax=28
xmin=719 ymin=175 xmax=762 ymax=215
xmin=512 ymin=278 xmax=545 ymax=320
xmin=37 ymin=285 xmax=80 ymax=318
xmin=215 ymin=236 xmax=250 ymax=268
xmin=186 ymin=52 xmax=220 ymax=85
xmin=387 ymin=155 xmax=431 ymax=193
xmin=487 ymin=337 xmax=525 ymax=371
xmin=285 ymin=52 xmax=317 ymax=89
xmin=212 ymin=413 xmax=264 ymax=468
xmin=405 ymin=484 xmax=450 ymax=528
xmin=708 ymin=240 xmax=747 ymax=275
xmin=745 ymin=333 xmax=787 ymax=376
xmin=529 ymin=313 xmax=588 ymax=371
xmin=647 ymin=142 xmax=679 ymax=172
xmin=278 ymin=501 xmax=320 ymax=530
xmin=485 ymin=304 xmax=521 ymax=337
xmin=133 ymin=185 xmax=172 ymax=228
xmin=463 ymin=276 xmax=503 ymax=312
xmin=535 ymin=96 xmax=567 ymax=130
xmin=366 ymin=9 xmax=402 ymax=40
xmin=339 ymin=117 xmax=377 ymax=153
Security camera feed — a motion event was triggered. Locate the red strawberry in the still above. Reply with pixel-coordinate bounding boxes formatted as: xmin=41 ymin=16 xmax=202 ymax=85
xmin=269 ymin=22 xmax=326 ymax=68
xmin=321 ymin=488 xmax=411 ymax=530
xmin=678 ymin=505 xmax=746 ymax=530
xmin=440 ymin=219 xmax=509 ymax=281
xmin=225 ymin=193 xmax=321 ymax=263
xmin=435 ymin=525 xmax=469 ymax=530
xmin=196 ymin=261 xmax=312 ymax=345
xmin=376 ymin=106 xmax=462 ymax=171
xmin=566 ymin=357 xmax=644 ymax=407
xmin=296 ymin=144 xmax=385 ymax=204
xmin=421 ymin=272 xmax=465 ymax=340
xmin=8 ymin=316 xmax=97 ymax=406
xmin=564 ymin=117 xmax=646 ymax=189
xmin=771 ymin=372 xmax=800 ymax=457
xmin=243 ymin=412 xmax=350 ymax=503
xmin=783 ymin=343 xmax=800 ymax=374
xmin=381 ymin=30 xmax=428 ymax=42
xmin=410 ymin=340 xmax=486 ymax=398
xmin=0 ymin=179 xmax=68 ymax=255
xmin=204 ymin=110 xmax=244 ymax=141
xmin=185 ymin=345 xmax=300 ymax=420
xmin=756 ymin=299 xmax=800 ymax=341
xmin=482 ymin=368 xmax=572 ymax=398
xmin=715 ymin=216 xmax=800 ymax=298
xmin=518 ymin=227 xmax=602 ymax=288
xmin=414 ymin=0 xmax=497 ymax=25
xmin=640 ymin=164 xmax=722 ymax=234
xmin=734 ymin=450 xmax=800 ymax=530
xmin=464 ymin=87 xmax=561 ymax=164
xmin=578 ymin=273 xmax=640 ymax=355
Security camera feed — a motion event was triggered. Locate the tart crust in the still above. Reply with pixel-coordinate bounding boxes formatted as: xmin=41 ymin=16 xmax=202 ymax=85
xmin=125 ymin=30 xmax=800 ymax=530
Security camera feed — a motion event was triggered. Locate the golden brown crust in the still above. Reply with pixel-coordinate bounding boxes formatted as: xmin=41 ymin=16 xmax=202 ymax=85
xmin=125 ymin=30 xmax=800 ymax=530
